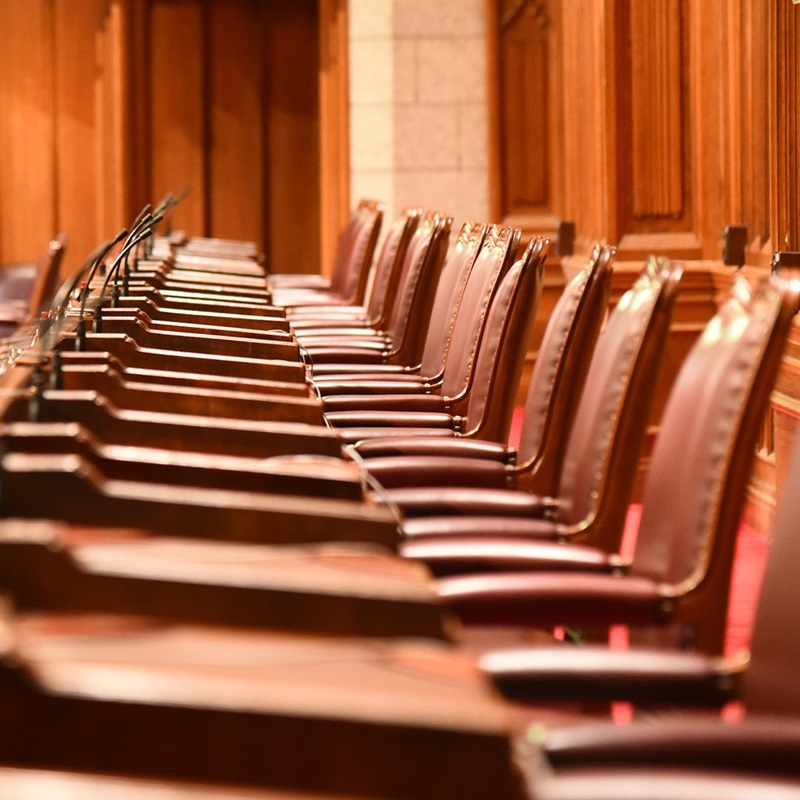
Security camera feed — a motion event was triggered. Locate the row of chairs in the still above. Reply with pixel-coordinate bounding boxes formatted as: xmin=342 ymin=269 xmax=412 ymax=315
xmin=0 ymin=207 xmax=526 ymax=798
xmin=285 ymin=201 xmax=800 ymax=795
xmin=0 ymin=197 xmax=797 ymax=797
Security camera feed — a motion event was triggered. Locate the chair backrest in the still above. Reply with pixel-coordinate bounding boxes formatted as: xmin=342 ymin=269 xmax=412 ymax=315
xmin=746 ymin=426 xmax=800 ymax=715
xmin=515 ymin=244 xmax=615 ymax=495
xmin=555 ymin=258 xmax=683 ymax=550
xmin=460 ymin=236 xmax=548 ymax=443
xmin=630 ymin=271 xmax=800 ymax=655
xmin=384 ymin=212 xmax=453 ymax=367
xmin=329 ymin=199 xmax=384 ymax=305
xmin=362 ymin=207 xmax=421 ymax=327
xmin=0 ymin=234 xmax=67 ymax=321
xmin=417 ymin=221 xmax=488 ymax=381
xmin=439 ymin=225 xmax=522 ymax=409
xmin=29 ymin=233 xmax=67 ymax=319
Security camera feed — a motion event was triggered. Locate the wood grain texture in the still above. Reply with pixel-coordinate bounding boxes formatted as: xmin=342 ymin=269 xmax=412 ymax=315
xmin=0 ymin=0 xmax=56 ymax=263
xmin=148 ymin=0 xmax=207 ymax=236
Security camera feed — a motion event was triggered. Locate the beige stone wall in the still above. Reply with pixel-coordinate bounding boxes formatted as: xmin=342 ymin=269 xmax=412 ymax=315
xmin=349 ymin=0 xmax=490 ymax=231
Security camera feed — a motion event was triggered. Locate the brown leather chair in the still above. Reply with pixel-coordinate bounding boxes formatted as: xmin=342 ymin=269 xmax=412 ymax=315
xmin=483 ymin=380 xmax=800 ymax=798
xmin=303 ymin=212 xmax=453 ymax=369
xmin=353 ymin=245 xmax=615 ymax=500
xmin=320 ymin=227 xmax=525 ymax=425
xmin=268 ymin=199 xmax=384 ymax=308
xmin=324 ymin=236 xmax=546 ymax=445
xmin=287 ymin=207 xmax=421 ymax=333
xmin=434 ymin=270 xmax=800 ymax=657
xmin=300 ymin=219 xmax=486 ymax=382
xmin=383 ymin=258 xmax=679 ymax=565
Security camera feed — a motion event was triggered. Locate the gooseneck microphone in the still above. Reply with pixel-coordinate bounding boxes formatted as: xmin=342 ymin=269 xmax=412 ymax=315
xmin=28 ymin=234 xmax=125 ymax=419
xmin=73 ymin=228 xmax=129 ymax=351
xmin=95 ymin=206 xmax=163 ymax=323
xmin=90 ymin=216 xmax=163 ymax=336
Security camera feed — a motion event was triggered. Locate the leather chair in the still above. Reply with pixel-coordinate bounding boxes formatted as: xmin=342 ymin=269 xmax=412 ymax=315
xmin=353 ymin=244 xmax=615 ymax=500
xmin=325 ymin=236 xmax=546 ymax=445
xmin=299 ymin=220 xmax=486 ymax=380
xmin=287 ymin=207 xmax=421 ymax=333
xmin=320 ymin=227 xmax=524 ymax=421
xmin=303 ymin=212 xmax=453 ymax=369
xmin=433 ymin=270 xmax=800 ymax=657
xmin=484 ymin=370 xmax=800 ymax=798
xmin=380 ymin=258 xmax=680 ymax=566
xmin=268 ymin=199 xmax=384 ymax=308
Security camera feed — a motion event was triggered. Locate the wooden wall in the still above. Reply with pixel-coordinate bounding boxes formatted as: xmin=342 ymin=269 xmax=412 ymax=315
xmin=0 ymin=0 xmax=343 ymax=278
xmin=487 ymin=0 xmax=800 ymax=529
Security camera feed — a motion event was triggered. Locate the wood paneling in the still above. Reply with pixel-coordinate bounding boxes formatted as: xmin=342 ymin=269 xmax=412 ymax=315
xmin=487 ymin=0 xmax=800 ymax=532
xmin=772 ymin=1 xmax=800 ymax=252
xmin=487 ymin=0 xmax=562 ymax=229
xmin=628 ymin=1 xmax=685 ymax=221
xmin=149 ymin=1 xmax=206 ymax=236
xmin=53 ymin=0 xmax=106 ymax=271
xmin=0 ymin=0 xmax=342 ymax=278
xmin=0 ymin=1 xmax=56 ymax=263
xmin=207 ymin=1 xmax=265 ymax=244
xmin=615 ymin=0 xmax=692 ymax=238
xmin=318 ymin=0 xmax=350 ymax=274
xmin=559 ymin=0 xmax=610 ymax=248
xmin=261 ymin=0 xmax=320 ymax=273
xmin=499 ymin=0 xmax=551 ymax=214
xmin=740 ymin=0 xmax=770 ymax=254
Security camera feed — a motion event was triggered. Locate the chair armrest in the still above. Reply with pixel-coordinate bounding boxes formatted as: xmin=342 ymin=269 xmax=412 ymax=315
xmin=311 ymin=363 xmax=416 ymax=377
xmin=401 ymin=537 xmax=620 ymax=577
xmin=339 ymin=427 xmax=457 ymax=446
xmin=436 ymin=572 xmax=666 ymax=627
xmin=273 ymin=292 xmax=349 ymax=307
xmin=307 ymin=347 xmax=388 ymax=365
xmin=384 ymin=486 xmax=552 ymax=517
xmin=324 ymin=394 xmax=445 ymax=413
xmin=542 ymin=716 xmax=800 ymax=773
xmin=402 ymin=514 xmax=561 ymax=541
xmin=303 ymin=337 xmax=389 ymax=351
xmin=479 ymin=645 xmax=737 ymax=705
xmin=366 ymin=455 xmax=508 ymax=490
xmin=535 ymin=766 xmax=800 ymax=800
xmin=317 ymin=376 xmax=428 ymax=397
xmin=267 ymin=274 xmax=331 ymax=290
xmin=325 ymin=409 xmax=454 ymax=429
xmin=354 ymin=436 xmax=510 ymax=461
xmin=289 ymin=306 xmax=367 ymax=320
xmin=297 ymin=328 xmax=387 ymax=340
